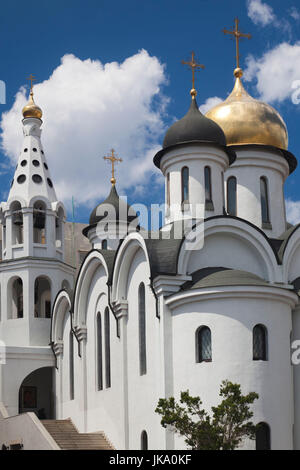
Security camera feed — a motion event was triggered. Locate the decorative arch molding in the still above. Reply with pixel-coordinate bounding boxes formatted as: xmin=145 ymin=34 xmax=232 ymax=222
xmin=111 ymin=232 xmax=151 ymax=301
xmin=177 ymin=217 xmax=280 ymax=283
xmin=28 ymin=195 xmax=53 ymax=211
xmin=73 ymin=250 xmax=110 ymax=329
xmin=7 ymin=196 xmax=27 ymax=211
xmin=51 ymin=289 xmax=72 ymax=351
xmin=281 ymin=226 xmax=300 ymax=282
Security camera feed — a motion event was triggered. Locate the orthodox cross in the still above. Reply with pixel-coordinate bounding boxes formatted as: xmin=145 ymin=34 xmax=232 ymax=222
xmin=181 ymin=52 xmax=205 ymax=97
xmin=223 ymin=18 xmax=251 ymax=69
xmin=103 ymin=149 xmax=122 ymax=185
xmin=26 ymin=74 xmax=36 ymax=93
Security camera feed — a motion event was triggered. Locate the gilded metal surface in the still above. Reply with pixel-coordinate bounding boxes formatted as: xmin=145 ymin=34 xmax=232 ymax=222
xmin=103 ymin=149 xmax=123 ymax=186
xmin=223 ymin=17 xmax=251 ymax=69
xmin=206 ymin=71 xmax=288 ymax=150
xmin=22 ymin=74 xmax=43 ymax=119
xmin=182 ymin=52 xmax=205 ymax=99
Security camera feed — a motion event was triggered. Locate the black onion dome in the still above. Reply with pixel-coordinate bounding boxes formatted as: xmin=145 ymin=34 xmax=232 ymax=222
xmin=89 ymin=185 xmax=137 ymax=226
xmin=163 ymin=97 xmax=227 ymax=149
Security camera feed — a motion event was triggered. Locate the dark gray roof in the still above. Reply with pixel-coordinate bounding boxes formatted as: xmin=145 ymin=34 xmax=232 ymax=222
xmin=181 ymin=267 xmax=270 ymax=290
xmin=163 ymin=97 xmax=227 ymax=149
xmin=89 ymin=185 xmax=137 ymax=226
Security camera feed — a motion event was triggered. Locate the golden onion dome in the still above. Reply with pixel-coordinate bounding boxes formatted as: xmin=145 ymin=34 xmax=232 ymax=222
xmin=205 ymin=68 xmax=288 ymax=150
xmin=22 ymin=90 xmax=43 ymax=119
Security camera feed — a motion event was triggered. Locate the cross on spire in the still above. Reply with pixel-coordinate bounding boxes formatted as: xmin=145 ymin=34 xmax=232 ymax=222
xmin=181 ymin=51 xmax=205 ymax=98
xmin=223 ymin=17 xmax=251 ymax=70
xmin=26 ymin=74 xmax=36 ymax=93
xmin=103 ymin=149 xmax=123 ymax=186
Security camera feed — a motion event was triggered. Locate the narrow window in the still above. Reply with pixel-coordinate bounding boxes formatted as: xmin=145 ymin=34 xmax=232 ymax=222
xmin=260 ymin=177 xmax=270 ymax=225
xmin=227 ymin=177 xmax=237 ymax=216
xmin=102 ymin=239 xmax=107 ymax=250
xmin=105 ymin=307 xmax=111 ymax=388
xmin=97 ymin=313 xmax=103 ymax=391
xmin=139 ymin=283 xmax=147 ymax=375
xmin=205 ymin=166 xmax=212 ymax=202
xmin=181 ymin=167 xmax=189 ymax=204
xmin=253 ymin=324 xmax=268 ymax=361
xmin=69 ymin=331 xmax=74 ymax=400
xmin=196 ymin=326 xmax=212 ymax=363
xmin=141 ymin=431 xmax=148 ymax=450
xmin=256 ymin=423 xmax=271 ymax=450
xmin=167 ymin=173 xmax=170 ymax=207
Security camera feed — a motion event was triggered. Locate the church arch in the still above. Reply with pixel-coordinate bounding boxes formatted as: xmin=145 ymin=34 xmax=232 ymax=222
xmin=253 ymin=324 xmax=268 ymax=361
xmin=8 ymin=276 xmax=23 ymax=319
xmin=34 ymin=276 xmax=51 ymax=318
xmin=18 ymin=366 xmax=54 ymax=419
xmin=51 ymin=289 xmax=72 ymax=345
xmin=33 ymin=200 xmax=46 ymax=244
xmin=196 ymin=326 xmax=212 ymax=363
xmin=11 ymin=201 xmax=23 ymax=245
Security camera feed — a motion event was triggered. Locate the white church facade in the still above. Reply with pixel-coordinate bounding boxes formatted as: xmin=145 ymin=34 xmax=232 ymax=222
xmin=1 ymin=50 xmax=300 ymax=450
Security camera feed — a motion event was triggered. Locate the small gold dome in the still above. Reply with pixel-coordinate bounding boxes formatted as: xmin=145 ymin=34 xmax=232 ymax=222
xmin=22 ymin=91 xmax=43 ymax=119
xmin=206 ymin=69 xmax=288 ymax=150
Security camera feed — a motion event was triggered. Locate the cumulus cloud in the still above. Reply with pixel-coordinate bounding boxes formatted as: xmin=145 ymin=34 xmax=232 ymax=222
xmin=0 ymin=50 xmax=168 ymax=208
xmin=244 ymin=41 xmax=300 ymax=103
xmin=286 ymin=199 xmax=300 ymax=225
xmin=247 ymin=0 xmax=276 ymax=26
xmin=199 ymin=96 xmax=223 ymax=114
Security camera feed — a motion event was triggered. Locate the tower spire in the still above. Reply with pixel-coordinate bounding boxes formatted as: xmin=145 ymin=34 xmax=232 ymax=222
xmin=103 ymin=149 xmax=123 ymax=186
xmin=181 ymin=52 xmax=205 ymax=99
xmin=223 ymin=17 xmax=251 ymax=77
xmin=22 ymin=74 xmax=43 ymax=119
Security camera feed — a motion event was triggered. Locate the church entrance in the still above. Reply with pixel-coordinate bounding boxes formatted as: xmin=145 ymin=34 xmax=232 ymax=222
xmin=18 ymin=367 xmax=55 ymax=419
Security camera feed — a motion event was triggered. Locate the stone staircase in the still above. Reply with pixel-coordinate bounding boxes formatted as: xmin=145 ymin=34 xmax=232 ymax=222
xmin=41 ymin=419 xmax=114 ymax=450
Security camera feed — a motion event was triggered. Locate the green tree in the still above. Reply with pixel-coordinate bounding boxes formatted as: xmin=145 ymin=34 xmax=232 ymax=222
xmin=155 ymin=380 xmax=259 ymax=450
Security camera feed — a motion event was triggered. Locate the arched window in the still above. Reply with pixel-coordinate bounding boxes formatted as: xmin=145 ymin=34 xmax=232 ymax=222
xmin=33 ymin=201 xmax=46 ymax=244
xmin=260 ymin=177 xmax=270 ymax=226
xmin=141 ymin=430 xmax=148 ymax=450
xmin=11 ymin=202 xmax=23 ymax=245
xmin=69 ymin=331 xmax=74 ymax=400
xmin=55 ymin=207 xmax=64 ymax=249
xmin=253 ymin=324 xmax=268 ymax=361
xmin=166 ymin=173 xmax=170 ymax=207
xmin=196 ymin=326 xmax=212 ymax=363
xmin=104 ymin=307 xmax=111 ymax=388
xmin=181 ymin=167 xmax=189 ymax=204
xmin=97 ymin=313 xmax=103 ymax=391
xmin=204 ymin=166 xmax=213 ymax=209
xmin=139 ymin=283 xmax=147 ymax=375
xmin=256 ymin=422 xmax=271 ymax=450
xmin=227 ymin=177 xmax=237 ymax=216
xmin=34 ymin=276 xmax=51 ymax=318
xmin=10 ymin=277 xmax=23 ymax=319
xmin=102 ymin=239 xmax=107 ymax=250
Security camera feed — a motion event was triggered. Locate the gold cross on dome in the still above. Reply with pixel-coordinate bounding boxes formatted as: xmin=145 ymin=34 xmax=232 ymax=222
xmin=223 ymin=17 xmax=251 ymax=69
xmin=181 ymin=52 xmax=205 ymax=98
xmin=26 ymin=73 xmax=36 ymax=93
xmin=103 ymin=149 xmax=123 ymax=186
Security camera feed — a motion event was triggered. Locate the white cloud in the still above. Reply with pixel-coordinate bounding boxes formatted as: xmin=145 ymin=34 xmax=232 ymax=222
xmin=247 ymin=0 xmax=276 ymax=26
xmin=0 ymin=50 xmax=168 ymax=208
xmin=199 ymin=96 xmax=223 ymax=114
xmin=244 ymin=41 xmax=300 ymax=103
xmin=289 ymin=6 xmax=300 ymax=21
xmin=286 ymin=199 xmax=300 ymax=225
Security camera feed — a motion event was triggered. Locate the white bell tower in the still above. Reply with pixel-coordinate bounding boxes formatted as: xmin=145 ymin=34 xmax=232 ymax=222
xmin=0 ymin=78 xmax=74 ymax=417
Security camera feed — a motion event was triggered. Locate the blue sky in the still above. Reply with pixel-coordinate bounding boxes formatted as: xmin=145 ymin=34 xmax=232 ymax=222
xmin=1 ymin=0 xmax=300 ymax=224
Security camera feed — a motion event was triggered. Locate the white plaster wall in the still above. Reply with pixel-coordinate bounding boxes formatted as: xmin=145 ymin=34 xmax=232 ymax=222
xmin=225 ymin=148 xmax=288 ymax=237
xmin=292 ymin=304 xmax=300 ymax=449
xmin=126 ymin=249 xmax=164 ymax=450
xmin=170 ymin=293 xmax=294 ymax=450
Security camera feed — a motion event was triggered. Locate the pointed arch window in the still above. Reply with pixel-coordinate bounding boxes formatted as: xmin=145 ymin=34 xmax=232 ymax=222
xmin=196 ymin=326 xmax=212 ymax=363
xmin=97 ymin=313 xmax=103 ymax=391
xmin=227 ymin=177 xmax=237 ymax=216
xmin=260 ymin=177 xmax=271 ymax=227
xmin=256 ymin=422 xmax=271 ymax=450
xmin=69 ymin=331 xmax=74 ymax=400
xmin=139 ymin=283 xmax=147 ymax=375
xmin=104 ymin=307 xmax=111 ymax=388
xmin=253 ymin=324 xmax=268 ymax=361
xmin=141 ymin=431 xmax=148 ymax=450
xmin=181 ymin=167 xmax=189 ymax=205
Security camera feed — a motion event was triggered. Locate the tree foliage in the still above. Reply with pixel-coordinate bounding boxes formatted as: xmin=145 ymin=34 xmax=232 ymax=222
xmin=155 ymin=380 xmax=259 ymax=450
